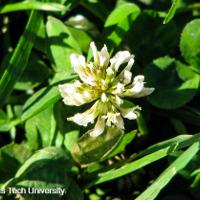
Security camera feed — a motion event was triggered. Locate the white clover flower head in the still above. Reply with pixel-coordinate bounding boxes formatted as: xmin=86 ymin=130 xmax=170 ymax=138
xmin=59 ymin=42 xmax=154 ymax=137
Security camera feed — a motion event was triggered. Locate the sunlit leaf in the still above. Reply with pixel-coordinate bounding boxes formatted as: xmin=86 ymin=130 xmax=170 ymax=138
xmin=180 ymin=19 xmax=200 ymax=72
xmin=104 ymin=3 xmax=140 ymax=49
xmin=0 ymin=1 xmax=67 ymax=14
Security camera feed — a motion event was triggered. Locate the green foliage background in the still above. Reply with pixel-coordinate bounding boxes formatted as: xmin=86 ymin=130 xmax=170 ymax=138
xmin=0 ymin=0 xmax=200 ymax=199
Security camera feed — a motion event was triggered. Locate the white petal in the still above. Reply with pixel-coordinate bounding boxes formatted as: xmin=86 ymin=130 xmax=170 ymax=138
xmin=113 ymin=83 xmax=125 ymax=94
xmin=74 ymin=80 xmax=82 ymax=87
xmin=132 ymin=87 xmax=155 ymax=98
xmin=114 ymin=59 xmax=133 ymax=85
xmin=120 ymin=108 xmax=139 ymax=120
xmin=58 ymin=83 xmax=98 ymax=106
xmin=123 ymin=70 xmax=132 ymax=85
xmin=70 ymin=53 xmax=86 ymax=69
xmin=115 ymin=96 xmax=123 ymax=105
xmin=79 ymin=72 xmax=96 ymax=86
xmin=116 ymin=115 xmax=125 ymax=129
xmin=90 ymin=41 xmax=99 ymax=65
xmin=104 ymin=112 xmax=124 ymax=129
xmin=68 ymin=113 xmax=95 ymax=127
xmin=106 ymin=67 xmax=114 ymax=76
xmin=125 ymin=58 xmax=134 ymax=71
xmin=105 ymin=67 xmax=115 ymax=84
xmin=99 ymin=44 xmax=109 ymax=67
xmin=67 ymin=101 xmax=100 ymax=126
xmin=90 ymin=117 xmax=106 ymax=137
xmin=70 ymin=53 xmax=97 ymax=86
xmin=110 ymin=51 xmax=134 ymax=72
xmin=134 ymin=75 xmax=144 ymax=83
xmin=131 ymin=75 xmax=145 ymax=93
xmin=101 ymin=93 xmax=108 ymax=103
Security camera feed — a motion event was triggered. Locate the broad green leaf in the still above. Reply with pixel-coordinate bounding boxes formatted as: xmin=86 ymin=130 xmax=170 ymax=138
xmin=163 ymin=0 xmax=180 ymax=24
xmin=66 ymin=26 xmax=92 ymax=53
xmin=105 ymin=3 xmax=140 ymax=26
xmin=64 ymin=131 xmax=80 ymax=152
xmin=33 ymin=16 xmax=48 ymax=54
xmin=46 ymin=16 xmax=81 ymax=73
xmin=14 ymin=52 xmax=51 ymax=90
xmin=136 ymin=142 xmax=199 ymax=200
xmin=3 ymin=147 xmax=83 ymax=200
xmin=104 ymin=3 xmax=140 ymax=49
xmin=53 ymin=101 xmax=80 ymax=150
xmin=0 ymin=144 xmax=32 ymax=184
xmin=21 ymin=74 xmax=76 ymax=121
xmin=14 ymin=147 xmax=72 ymax=179
xmin=144 ymin=57 xmax=200 ymax=109
xmin=0 ymin=1 xmax=67 ymax=14
xmin=72 ymin=127 xmax=124 ymax=165
xmin=180 ymin=19 xmax=200 ymax=71
xmin=0 ymin=11 xmax=42 ymax=106
xmin=53 ymin=101 xmax=80 ymax=135
xmin=176 ymin=61 xmax=197 ymax=81
xmin=66 ymin=15 xmax=98 ymax=36
xmin=25 ymin=105 xmax=56 ymax=150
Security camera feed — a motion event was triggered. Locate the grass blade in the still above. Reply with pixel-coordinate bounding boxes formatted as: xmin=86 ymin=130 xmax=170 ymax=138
xmin=86 ymin=133 xmax=200 ymax=186
xmin=89 ymin=147 xmax=171 ymax=186
xmin=0 ymin=11 xmax=42 ymax=106
xmin=163 ymin=0 xmax=180 ymax=24
xmin=0 ymin=1 xmax=67 ymax=14
xmin=136 ymin=142 xmax=200 ymax=200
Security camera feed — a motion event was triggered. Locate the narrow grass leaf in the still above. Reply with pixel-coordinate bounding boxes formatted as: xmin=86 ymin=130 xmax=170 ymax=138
xmin=87 ymin=133 xmax=200 ymax=186
xmin=0 ymin=1 xmax=67 ymax=14
xmin=136 ymin=142 xmax=200 ymax=200
xmin=0 ymin=11 xmax=42 ymax=106
xmin=91 ymin=147 xmax=170 ymax=185
xmin=163 ymin=0 xmax=180 ymax=24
